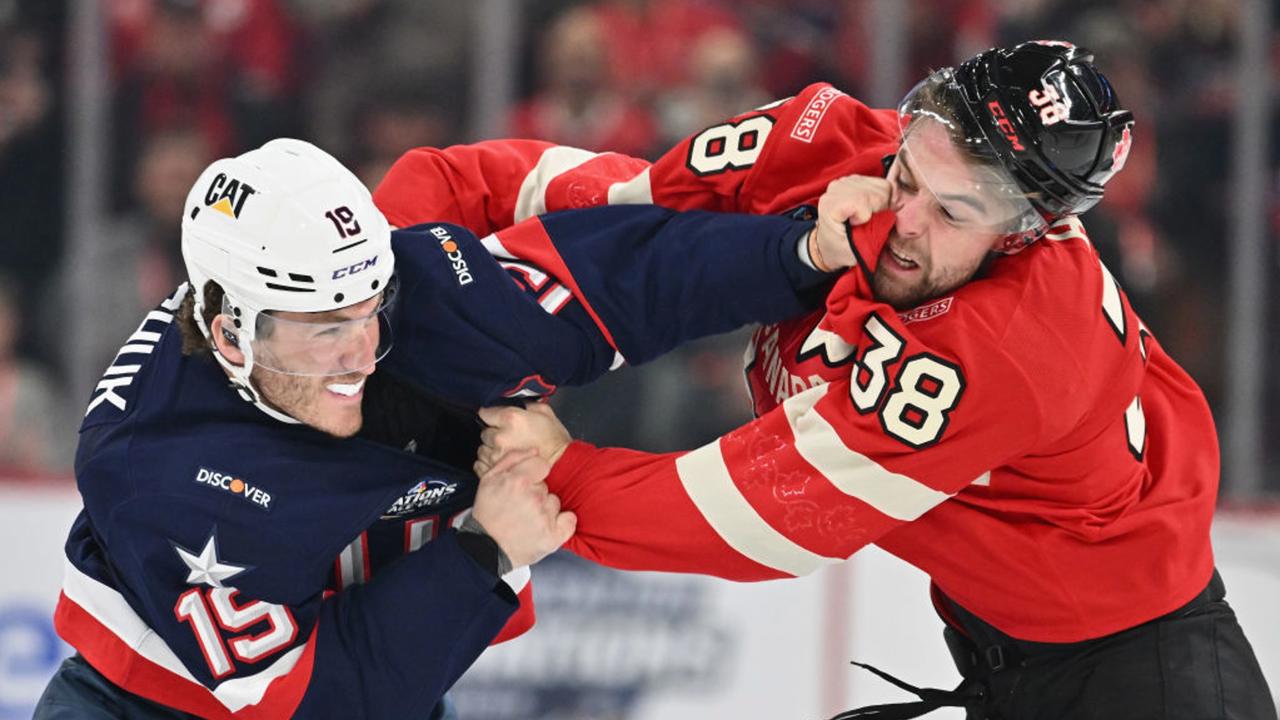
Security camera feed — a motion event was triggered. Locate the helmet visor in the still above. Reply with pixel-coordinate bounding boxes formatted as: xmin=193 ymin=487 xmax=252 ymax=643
xmin=232 ymin=292 xmax=395 ymax=377
xmin=897 ymin=68 xmax=1048 ymax=237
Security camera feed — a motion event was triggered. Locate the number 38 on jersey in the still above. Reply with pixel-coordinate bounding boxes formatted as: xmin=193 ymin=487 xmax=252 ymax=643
xmin=847 ymin=313 xmax=964 ymax=449
xmin=799 ymin=312 xmax=966 ymax=450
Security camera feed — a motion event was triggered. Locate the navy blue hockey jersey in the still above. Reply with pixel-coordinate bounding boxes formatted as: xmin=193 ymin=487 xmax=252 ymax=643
xmin=54 ymin=205 xmax=822 ymax=719
xmin=382 ymin=206 xmax=826 ymax=406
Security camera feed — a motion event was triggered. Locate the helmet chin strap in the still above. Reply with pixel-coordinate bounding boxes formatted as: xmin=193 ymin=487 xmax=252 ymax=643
xmin=991 ymin=226 xmax=1044 ymax=254
xmin=990 ymin=208 xmax=1058 ymax=255
xmin=194 ymin=293 xmax=302 ymax=426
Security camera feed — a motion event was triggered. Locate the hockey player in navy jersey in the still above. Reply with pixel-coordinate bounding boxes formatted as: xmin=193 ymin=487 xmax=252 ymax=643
xmin=35 ymin=138 xmax=853 ymax=719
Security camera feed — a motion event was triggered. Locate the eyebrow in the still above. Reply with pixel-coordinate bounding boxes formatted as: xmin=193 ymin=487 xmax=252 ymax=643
xmin=937 ymin=192 xmax=989 ymax=215
xmin=899 ymin=150 xmax=991 ymax=216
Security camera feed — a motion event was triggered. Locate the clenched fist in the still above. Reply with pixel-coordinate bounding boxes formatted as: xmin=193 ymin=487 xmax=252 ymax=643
xmin=809 ymin=174 xmax=895 ymax=271
xmin=470 ymin=448 xmax=576 ymax=568
xmin=475 ymin=403 xmax=571 ymax=477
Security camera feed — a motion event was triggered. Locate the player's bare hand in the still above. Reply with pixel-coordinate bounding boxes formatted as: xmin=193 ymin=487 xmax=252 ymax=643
xmin=476 ymin=403 xmax=571 ymax=475
xmin=810 ymin=174 xmax=894 ymax=271
xmin=470 ymin=448 xmax=576 ymax=567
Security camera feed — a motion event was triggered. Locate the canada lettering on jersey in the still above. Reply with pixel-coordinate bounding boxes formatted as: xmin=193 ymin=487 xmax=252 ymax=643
xmin=751 ymin=322 xmax=828 ymax=408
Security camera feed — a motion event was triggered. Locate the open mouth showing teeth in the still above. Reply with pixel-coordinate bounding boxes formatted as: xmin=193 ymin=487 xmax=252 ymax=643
xmin=326 ymin=379 xmax=366 ymax=397
xmin=889 ymin=247 xmax=918 ymax=268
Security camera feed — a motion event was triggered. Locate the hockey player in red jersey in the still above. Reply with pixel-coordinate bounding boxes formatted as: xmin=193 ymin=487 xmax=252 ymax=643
xmin=377 ymin=42 xmax=1276 ymax=719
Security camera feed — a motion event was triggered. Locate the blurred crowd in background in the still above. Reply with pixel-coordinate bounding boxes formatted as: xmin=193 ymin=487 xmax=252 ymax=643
xmin=0 ymin=0 xmax=1276 ymax=491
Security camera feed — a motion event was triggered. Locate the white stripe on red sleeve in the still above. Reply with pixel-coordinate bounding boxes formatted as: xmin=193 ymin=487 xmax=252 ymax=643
xmin=514 ymin=146 xmax=601 ymax=223
xmin=606 ymin=167 xmax=654 ymax=206
xmin=513 ymin=147 xmax=653 ymax=224
xmin=783 ymin=384 xmax=952 ymax=521
xmin=675 ymin=438 xmax=842 ymax=577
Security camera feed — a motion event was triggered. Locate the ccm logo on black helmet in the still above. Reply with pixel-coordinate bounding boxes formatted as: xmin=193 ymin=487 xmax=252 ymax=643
xmin=985 ymin=100 xmax=1025 ymax=152
xmin=430 ymin=226 xmax=474 ymax=286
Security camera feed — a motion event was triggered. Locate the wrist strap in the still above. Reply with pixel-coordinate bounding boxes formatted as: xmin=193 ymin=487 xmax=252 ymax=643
xmin=457 ymin=513 xmax=514 ymax=578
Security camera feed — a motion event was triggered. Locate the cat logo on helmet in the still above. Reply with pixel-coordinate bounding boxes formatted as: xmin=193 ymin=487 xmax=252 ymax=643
xmin=203 ymin=173 xmax=257 ymax=219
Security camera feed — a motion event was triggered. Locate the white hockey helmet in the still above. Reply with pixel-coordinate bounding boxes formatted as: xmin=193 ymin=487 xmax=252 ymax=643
xmin=181 ymin=138 xmax=395 ymax=420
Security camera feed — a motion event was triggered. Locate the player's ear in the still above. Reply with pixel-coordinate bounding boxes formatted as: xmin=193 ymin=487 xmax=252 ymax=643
xmin=210 ymin=314 xmax=246 ymax=366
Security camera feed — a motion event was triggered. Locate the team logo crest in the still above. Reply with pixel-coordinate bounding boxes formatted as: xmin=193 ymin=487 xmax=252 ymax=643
xmin=383 ymin=478 xmax=459 ymax=518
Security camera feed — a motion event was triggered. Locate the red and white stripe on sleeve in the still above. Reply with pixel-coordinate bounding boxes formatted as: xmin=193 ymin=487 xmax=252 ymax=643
xmin=547 ymin=346 xmax=1019 ymax=581
xmin=374 ymin=84 xmax=893 ymax=239
xmin=373 ymin=140 xmax=651 ymax=234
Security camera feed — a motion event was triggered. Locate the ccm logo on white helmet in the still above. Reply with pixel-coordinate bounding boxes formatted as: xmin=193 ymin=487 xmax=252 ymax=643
xmin=430 ymin=226 xmax=474 ymax=286
xmin=332 ymin=256 xmax=379 ymax=279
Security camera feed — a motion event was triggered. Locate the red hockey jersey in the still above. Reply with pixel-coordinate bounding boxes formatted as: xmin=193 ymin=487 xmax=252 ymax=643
xmin=374 ymin=83 xmax=1218 ymax=643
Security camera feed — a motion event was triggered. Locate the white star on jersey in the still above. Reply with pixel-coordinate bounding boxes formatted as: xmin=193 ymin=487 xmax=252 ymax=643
xmin=175 ymin=534 xmax=247 ymax=588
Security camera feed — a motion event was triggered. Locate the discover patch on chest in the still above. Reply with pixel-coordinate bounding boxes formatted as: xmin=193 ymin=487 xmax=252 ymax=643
xmin=193 ymin=467 xmax=273 ymax=511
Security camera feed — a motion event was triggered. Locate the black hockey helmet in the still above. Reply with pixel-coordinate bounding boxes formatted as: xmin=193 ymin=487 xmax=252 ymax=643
xmin=956 ymin=40 xmax=1134 ymax=218
xmin=897 ymin=41 xmax=1134 ymax=247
